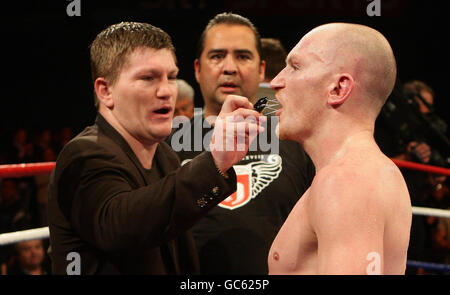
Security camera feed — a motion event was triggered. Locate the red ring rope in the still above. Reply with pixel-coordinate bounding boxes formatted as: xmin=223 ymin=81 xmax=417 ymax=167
xmin=391 ymin=159 xmax=450 ymax=176
xmin=0 ymin=159 xmax=448 ymax=178
xmin=0 ymin=162 xmax=55 ymax=178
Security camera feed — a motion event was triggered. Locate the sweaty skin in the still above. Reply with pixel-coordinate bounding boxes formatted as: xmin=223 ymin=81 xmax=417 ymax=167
xmin=268 ymin=23 xmax=412 ymax=275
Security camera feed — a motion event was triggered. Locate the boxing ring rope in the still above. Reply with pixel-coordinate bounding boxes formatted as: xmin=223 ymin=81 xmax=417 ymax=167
xmin=0 ymin=162 xmax=55 ymax=178
xmin=392 ymin=159 xmax=450 ymax=176
xmin=0 ymin=160 xmax=449 ymax=272
xmin=407 ymin=260 xmax=450 ymax=272
xmin=0 ymin=227 xmax=49 ymax=246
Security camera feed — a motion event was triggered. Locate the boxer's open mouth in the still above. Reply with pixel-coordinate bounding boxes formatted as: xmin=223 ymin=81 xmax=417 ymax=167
xmin=154 ymin=107 xmax=171 ymax=114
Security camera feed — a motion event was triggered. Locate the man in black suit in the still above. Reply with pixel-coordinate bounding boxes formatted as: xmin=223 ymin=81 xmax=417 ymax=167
xmin=47 ymin=22 xmax=264 ymax=274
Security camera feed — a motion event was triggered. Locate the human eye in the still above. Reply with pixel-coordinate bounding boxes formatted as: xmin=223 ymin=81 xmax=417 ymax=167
xmin=141 ymin=75 xmax=154 ymax=81
xmin=237 ymin=54 xmax=251 ymax=60
xmin=290 ymin=63 xmax=300 ymax=71
xmin=210 ymin=53 xmax=224 ymax=60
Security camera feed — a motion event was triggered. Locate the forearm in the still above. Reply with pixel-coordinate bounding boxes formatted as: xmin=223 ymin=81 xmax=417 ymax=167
xmin=68 ymin=152 xmax=236 ymax=252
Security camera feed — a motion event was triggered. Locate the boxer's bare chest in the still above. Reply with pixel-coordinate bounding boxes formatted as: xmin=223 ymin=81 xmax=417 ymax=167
xmin=268 ymin=189 xmax=318 ymax=274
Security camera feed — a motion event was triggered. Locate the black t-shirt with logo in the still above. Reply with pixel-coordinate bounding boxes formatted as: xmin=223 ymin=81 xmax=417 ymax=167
xmin=167 ymin=115 xmax=315 ymax=274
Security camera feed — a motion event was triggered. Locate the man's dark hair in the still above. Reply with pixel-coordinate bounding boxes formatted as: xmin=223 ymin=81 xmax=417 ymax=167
xmin=196 ymin=12 xmax=262 ymax=61
xmin=261 ymin=38 xmax=287 ymax=80
xmin=90 ymin=22 xmax=176 ymax=108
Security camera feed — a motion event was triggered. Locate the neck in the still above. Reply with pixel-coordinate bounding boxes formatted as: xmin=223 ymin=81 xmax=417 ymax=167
xmin=126 ymin=139 xmax=158 ymax=170
xmin=301 ymin=115 xmax=375 ymax=171
xmin=203 ymin=103 xmax=221 ymax=120
xmin=25 ymin=265 xmax=42 ymax=275
xmin=203 ymin=102 xmax=223 ymax=126
xmin=100 ymin=109 xmax=158 ymax=169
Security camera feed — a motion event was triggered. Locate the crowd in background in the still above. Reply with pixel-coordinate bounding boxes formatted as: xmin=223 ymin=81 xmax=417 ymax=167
xmin=375 ymin=80 xmax=450 ymax=274
xmin=0 ymin=127 xmax=74 ymax=274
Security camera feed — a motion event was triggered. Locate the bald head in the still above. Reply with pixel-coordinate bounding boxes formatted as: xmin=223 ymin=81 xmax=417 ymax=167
xmin=270 ymin=23 xmax=397 ymax=143
xmin=297 ymin=23 xmax=396 ymax=114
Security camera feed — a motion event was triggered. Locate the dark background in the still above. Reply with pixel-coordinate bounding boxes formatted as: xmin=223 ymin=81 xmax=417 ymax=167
xmin=1 ymin=0 xmax=449 ymax=136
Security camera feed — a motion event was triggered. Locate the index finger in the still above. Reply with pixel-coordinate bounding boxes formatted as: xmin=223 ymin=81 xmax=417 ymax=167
xmin=221 ymin=95 xmax=253 ymax=113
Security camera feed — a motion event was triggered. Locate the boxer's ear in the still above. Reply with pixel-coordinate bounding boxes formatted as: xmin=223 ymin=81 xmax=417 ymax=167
xmin=327 ymin=74 xmax=354 ymax=106
xmin=94 ymin=77 xmax=114 ymax=109
xmin=194 ymin=59 xmax=200 ymax=83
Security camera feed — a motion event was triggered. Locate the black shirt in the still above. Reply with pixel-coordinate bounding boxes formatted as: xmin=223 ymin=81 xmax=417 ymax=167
xmin=167 ymin=115 xmax=315 ymax=274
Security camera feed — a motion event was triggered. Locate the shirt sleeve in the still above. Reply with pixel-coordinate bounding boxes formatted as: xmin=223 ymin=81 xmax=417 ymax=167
xmin=56 ymin=147 xmax=236 ymax=253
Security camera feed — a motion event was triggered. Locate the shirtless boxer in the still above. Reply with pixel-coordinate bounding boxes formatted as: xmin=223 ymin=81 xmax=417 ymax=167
xmin=268 ymin=23 xmax=412 ymax=275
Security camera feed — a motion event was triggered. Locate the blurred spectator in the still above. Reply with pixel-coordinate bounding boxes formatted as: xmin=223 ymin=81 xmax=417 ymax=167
xmin=374 ymin=79 xmax=449 ymax=274
xmin=424 ymin=174 xmax=449 ymax=210
xmin=434 ymin=207 xmax=450 ymax=266
xmin=34 ymin=129 xmax=54 ymax=161
xmin=5 ymin=129 xmax=35 ymax=164
xmin=421 ymin=179 xmax=449 ymax=269
xmin=0 ymin=127 xmax=71 ymax=275
xmin=399 ymin=81 xmax=447 ymax=206
xmin=403 ymin=80 xmax=447 ymax=133
xmin=403 ymin=81 xmax=448 ymax=170
xmin=38 ymin=129 xmax=53 ymax=150
xmin=399 ymin=82 xmax=437 ymax=274
xmin=403 ymin=80 xmax=435 ymax=115
xmin=0 ymin=178 xmax=32 ymax=233
xmin=7 ymin=239 xmax=49 ymax=275
xmin=55 ymin=126 xmax=74 ymax=153
xmin=427 ymin=180 xmax=450 ymax=266
xmin=174 ymin=79 xmax=195 ymax=120
xmin=256 ymin=38 xmax=287 ymax=101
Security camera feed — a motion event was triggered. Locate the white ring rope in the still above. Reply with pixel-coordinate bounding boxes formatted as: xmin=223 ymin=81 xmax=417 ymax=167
xmin=0 ymin=227 xmax=49 ymax=246
xmin=0 ymin=206 xmax=448 ymax=246
xmin=412 ymin=206 xmax=450 ymax=218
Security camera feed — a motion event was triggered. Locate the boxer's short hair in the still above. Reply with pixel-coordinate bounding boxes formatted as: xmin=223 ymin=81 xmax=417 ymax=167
xmin=90 ymin=22 xmax=176 ymax=107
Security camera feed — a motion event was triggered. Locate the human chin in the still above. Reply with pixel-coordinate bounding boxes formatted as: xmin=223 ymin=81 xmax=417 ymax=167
xmin=214 ymin=90 xmax=229 ymax=104
xmin=148 ymin=125 xmax=172 ymax=142
xmin=276 ymin=121 xmax=294 ymax=141
xmin=276 ymin=124 xmax=287 ymax=140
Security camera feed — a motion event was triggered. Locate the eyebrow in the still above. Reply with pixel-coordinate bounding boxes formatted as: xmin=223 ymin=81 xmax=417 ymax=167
xmin=135 ymin=67 xmax=179 ymax=76
xmin=286 ymin=54 xmax=297 ymax=66
xmin=309 ymin=52 xmax=324 ymax=63
xmin=286 ymin=51 xmax=323 ymax=66
xmin=207 ymin=49 xmax=254 ymax=56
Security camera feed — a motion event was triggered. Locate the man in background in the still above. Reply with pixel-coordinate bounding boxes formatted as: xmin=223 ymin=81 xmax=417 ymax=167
xmin=169 ymin=12 xmax=314 ymax=274
xmin=7 ymin=239 xmax=49 ymax=275
xmin=256 ymin=38 xmax=287 ymax=103
xmin=174 ymin=79 xmax=195 ymax=120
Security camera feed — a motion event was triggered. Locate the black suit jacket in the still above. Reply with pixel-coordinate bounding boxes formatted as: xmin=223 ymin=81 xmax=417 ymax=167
xmin=48 ymin=114 xmax=236 ymax=274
